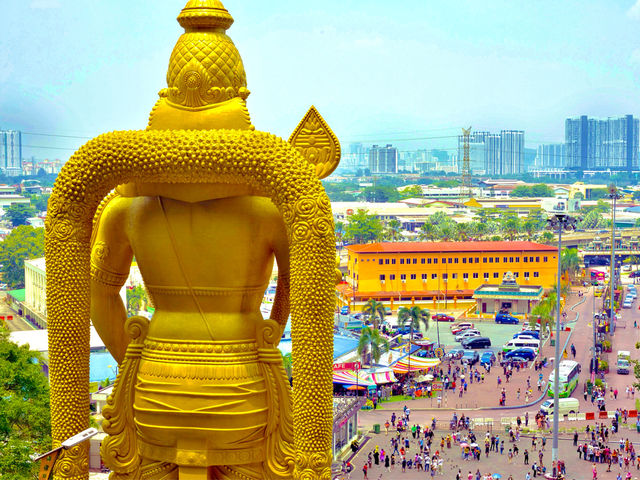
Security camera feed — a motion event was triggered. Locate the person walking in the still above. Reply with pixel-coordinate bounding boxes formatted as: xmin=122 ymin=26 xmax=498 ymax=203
xmin=524 ymin=449 xmax=529 ymax=465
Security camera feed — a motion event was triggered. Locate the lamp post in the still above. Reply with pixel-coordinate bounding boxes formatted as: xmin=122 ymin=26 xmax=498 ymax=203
xmin=546 ymin=213 xmax=576 ymax=466
xmin=609 ymin=184 xmax=621 ymax=333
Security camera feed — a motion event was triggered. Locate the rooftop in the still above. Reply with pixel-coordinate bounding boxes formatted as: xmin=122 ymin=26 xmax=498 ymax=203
xmin=347 ymin=241 xmax=557 ymax=254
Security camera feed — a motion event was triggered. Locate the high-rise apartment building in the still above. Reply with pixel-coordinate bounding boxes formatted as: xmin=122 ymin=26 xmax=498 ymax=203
xmin=457 ymin=130 xmax=524 ymax=176
xmin=0 ymin=130 xmax=22 ymax=176
xmin=565 ymin=115 xmax=639 ymax=171
xmin=368 ymin=144 xmax=398 ymax=174
xmin=535 ymin=143 xmax=566 ymax=168
xmin=499 ymin=130 xmax=524 ymax=175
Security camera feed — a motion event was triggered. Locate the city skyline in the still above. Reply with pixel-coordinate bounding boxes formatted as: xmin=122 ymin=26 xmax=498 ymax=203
xmin=2 ymin=1 xmax=640 ymax=161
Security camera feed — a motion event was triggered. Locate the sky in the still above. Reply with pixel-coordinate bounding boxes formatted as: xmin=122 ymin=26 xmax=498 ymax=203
xmin=2 ymin=0 xmax=640 ymax=160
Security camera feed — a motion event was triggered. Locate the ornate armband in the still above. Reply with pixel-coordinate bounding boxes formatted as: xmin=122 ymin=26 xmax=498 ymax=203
xmin=90 ymin=263 xmax=128 ymax=291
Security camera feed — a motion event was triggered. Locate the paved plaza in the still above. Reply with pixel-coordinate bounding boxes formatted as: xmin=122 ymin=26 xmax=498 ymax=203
xmin=346 ymin=285 xmax=640 ymax=479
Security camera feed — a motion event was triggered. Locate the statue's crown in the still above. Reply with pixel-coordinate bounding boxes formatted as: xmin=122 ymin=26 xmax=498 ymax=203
xmin=148 ymin=0 xmax=252 ymax=130
xmin=160 ymin=0 xmax=249 ymax=109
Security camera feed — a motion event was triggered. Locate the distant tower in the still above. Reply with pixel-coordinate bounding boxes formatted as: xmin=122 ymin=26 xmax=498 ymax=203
xmin=460 ymin=127 xmax=472 ymax=201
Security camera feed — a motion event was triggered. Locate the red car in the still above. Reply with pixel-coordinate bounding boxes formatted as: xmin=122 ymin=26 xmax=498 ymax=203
xmin=433 ymin=313 xmax=455 ymax=322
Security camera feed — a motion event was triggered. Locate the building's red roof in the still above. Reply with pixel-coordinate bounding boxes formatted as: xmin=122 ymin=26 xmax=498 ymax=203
xmin=336 ymin=284 xmax=475 ymax=299
xmin=346 ymin=241 xmax=557 ymax=254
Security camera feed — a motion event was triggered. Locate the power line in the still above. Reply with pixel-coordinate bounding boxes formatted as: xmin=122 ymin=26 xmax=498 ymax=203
xmin=22 ymin=131 xmax=93 ymax=140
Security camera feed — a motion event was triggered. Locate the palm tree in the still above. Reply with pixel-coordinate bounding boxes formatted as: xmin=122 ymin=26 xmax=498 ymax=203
xmin=502 ymin=215 xmax=522 ymax=241
xmin=561 ymin=248 xmax=581 ymax=282
xmin=357 ymin=326 xmax=390 ymax=366
xmin=418 ymin=222 xmax=436 ymax=241
xmin=385 ymin=219 xmax=402 ymax=241
xmin=398 ymin=306 xmax=431 ymax=336
xmin=363 ymin=298 xmax=386 ymax=329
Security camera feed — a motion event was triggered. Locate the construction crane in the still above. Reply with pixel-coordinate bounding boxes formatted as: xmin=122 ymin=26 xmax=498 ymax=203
xmin=460 ymin=127 xmax=472 ymax=202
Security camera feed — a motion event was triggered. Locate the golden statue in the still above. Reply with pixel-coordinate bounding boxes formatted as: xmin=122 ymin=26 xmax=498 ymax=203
xmin=44 ymin=2 xmax=340 ymax=479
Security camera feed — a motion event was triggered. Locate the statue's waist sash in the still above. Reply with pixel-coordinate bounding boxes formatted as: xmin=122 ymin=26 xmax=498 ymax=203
xmin=134 ymin=338 xmax=268 ymax=466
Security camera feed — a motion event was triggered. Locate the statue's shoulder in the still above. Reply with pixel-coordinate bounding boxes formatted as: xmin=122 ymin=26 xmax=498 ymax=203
xmin=91 ymin=192 xmax=135 ymax=245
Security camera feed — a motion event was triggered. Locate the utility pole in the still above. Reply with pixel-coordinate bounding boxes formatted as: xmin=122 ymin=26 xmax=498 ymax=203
xmin=609 ymin=184 xmax=621 ymax=333
xmin=547 ymin=213 xmax=576 ymax=466
xmin=460 ymin=127 xmax=472 ymax=203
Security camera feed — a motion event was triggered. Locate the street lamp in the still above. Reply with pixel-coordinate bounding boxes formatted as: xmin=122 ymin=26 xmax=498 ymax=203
xmin=608 ymin=184 xmax=621 ymax=333
xmin=32 ymin=428 xmax=99 ymax=480
xmin=546 ymin=213 xmax=576 ymax=466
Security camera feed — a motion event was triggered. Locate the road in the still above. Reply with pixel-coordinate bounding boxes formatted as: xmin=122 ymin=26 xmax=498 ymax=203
xmin=358 ymin=285 xmax=639 ymax=427
xmin=0 ymin=292 xmax=34 ymax=331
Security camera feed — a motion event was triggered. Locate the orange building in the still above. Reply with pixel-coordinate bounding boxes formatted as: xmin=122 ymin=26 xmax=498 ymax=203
xmin=338 ymin=241 xmax=558 ymax=312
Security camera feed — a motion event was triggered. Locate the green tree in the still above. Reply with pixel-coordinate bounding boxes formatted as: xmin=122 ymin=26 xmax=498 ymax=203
xmin=530 ymin=184 xmax=555 ymax=197
xmin=539 ymin=231 xmax=555 ymax=243
xmin=397 ymin=306 xmax=430 ymax=338
xmin=4 ymin=204 xmax=36 ymax=227
xmin=0 ymin=328 xmax=51 ymax=479
xmin=561 ymin=248 xmax=581 ymax=280
xmin=362 ymin=186 xmax=400 ymax=203
xmin=0 ymin=226 xmax=45 ymax=287
xmin=399 ymin=185 xmax=423 ymax=199
xmin=501 ymin=214 xmax=522 ymax=241
xmin=343 ymin=209 xmax=384 ymax=244
xmin=573 ymin=192 xmax=585 ymax=200
xmin=29 ymin=194 xmax=50 ymax=213
xmin=590 ymin=188 xmax=609 ymax=200
xmin=281 ymin=352 xmax=293 ymax=385
xmin=510 ymin=185 xmax=533 ymax=197
xmin=362 ymin=298 xmax=386 ymax=329
xmin=357 ymin=326 xmax=390 ymax=366
xmin=384 ymin=219 xmax=402 ymax=241
xmin=418 ymin=221 xmax=436 ymax=241
xmin=126 ymin=285 xmax=148 ymax=316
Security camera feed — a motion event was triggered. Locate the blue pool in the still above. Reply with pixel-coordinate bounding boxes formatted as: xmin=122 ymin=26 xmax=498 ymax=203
xmin=90 ymin=351 xmax=118 ymax=383
xmin=277 ymin=334 xmax=358 ymax=359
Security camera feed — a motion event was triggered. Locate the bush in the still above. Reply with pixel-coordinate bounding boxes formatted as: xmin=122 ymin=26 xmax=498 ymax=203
xmin=594 ymin=378 xmax=604 ymax=388
xmin=598 ymin=360 xmax=608 ymax=372
xmin=602 ymin=340 xmax=612 ymax=352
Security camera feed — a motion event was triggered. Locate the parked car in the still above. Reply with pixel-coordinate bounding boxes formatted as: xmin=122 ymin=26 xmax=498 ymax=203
xmin=500 ymin=355 xmax=528 ymax=365
xmin=455 ymin=329 xmax=481 ymax=342
xmin=451 ymin=322 xmax=475 ymax=334
xmin=444 ymin=348 xmax=464 ymax=360
xmin=516 ymin=330 xmax=540 ymax=339
xmin=384 ymin=307 xmax=392 ymax=316
xmin=461 ymin=350 xmax=479 ymax=365
xmin=340 ymin=306 xmax=350 ymax=315
xmin=480 ymin=350 xmax=496 ymax=365
xmin=461 ymin=336 xmax=492 ymax=349
xmin=504 ymin=347 xmax=536 ymax=361
xmin=495 ymin=312 xmax=519 ymax=324
xmin=512 ymin=334 xmax=538 ymax=342
xmin=433 ymin=313 xmax=455 ymax=322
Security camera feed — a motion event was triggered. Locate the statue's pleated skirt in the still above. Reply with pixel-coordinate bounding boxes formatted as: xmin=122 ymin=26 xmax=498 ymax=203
xmin=133 ymin=338 xmax=268 ymax=467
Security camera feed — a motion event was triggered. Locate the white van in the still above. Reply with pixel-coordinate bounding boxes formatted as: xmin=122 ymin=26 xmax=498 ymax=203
xmin=539 ymin=397 xmax=579 ymax=416
xmin=502 ymin=338 xmax=540 ymax=353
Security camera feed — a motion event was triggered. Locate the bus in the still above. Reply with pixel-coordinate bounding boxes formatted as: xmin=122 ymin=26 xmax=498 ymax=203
xmin=548 ymin=360 xmax=581 ymax=398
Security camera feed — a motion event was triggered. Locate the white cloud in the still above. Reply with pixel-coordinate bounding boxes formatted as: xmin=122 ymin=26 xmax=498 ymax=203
xmin=30 ymin=0 xmax=61 ymax=9
xmin=628 ymin=0 xmax=640 ymax=19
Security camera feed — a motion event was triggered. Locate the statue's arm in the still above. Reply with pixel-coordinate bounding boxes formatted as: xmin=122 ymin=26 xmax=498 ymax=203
xmin=270 ymin=211 xmax=290 ymax=330
xmin=90 ymin=195 xmax=134 ymax=364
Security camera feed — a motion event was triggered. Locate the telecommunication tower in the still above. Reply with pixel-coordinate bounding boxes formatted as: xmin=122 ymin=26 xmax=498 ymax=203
xmin=460 ymin=127 xmax=472 ymax=202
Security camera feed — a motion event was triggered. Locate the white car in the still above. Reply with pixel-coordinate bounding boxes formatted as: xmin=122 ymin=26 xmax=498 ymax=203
xmin=455 ymin=329 xmax=481 ymax=342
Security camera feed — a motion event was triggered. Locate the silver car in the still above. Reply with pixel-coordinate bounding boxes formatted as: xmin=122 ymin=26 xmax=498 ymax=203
xmin=455 ymin=329 xmax=481 ymax=342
